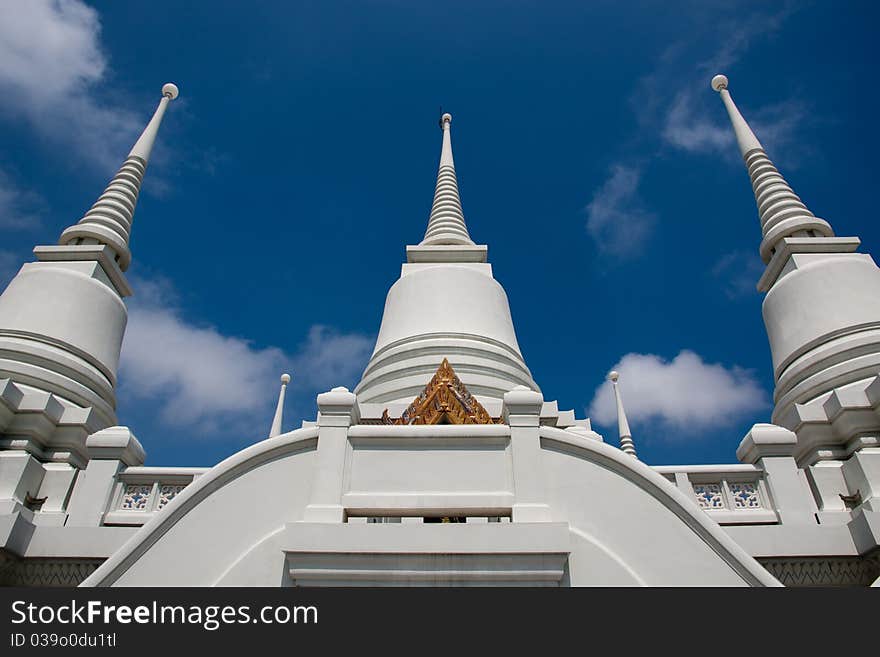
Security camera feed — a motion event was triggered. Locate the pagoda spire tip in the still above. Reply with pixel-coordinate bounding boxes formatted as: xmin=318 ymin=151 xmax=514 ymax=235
xmin=609 ymin=370 xmax=638 ymax=459
xmin=712 ymin=74 xmax=835 ymax=263
xmin=711 ymin=74 xmax=728 ymax=92
xmin=57 ymin=81 xmax=179 ymax=271
xmin=419 ymin=110 xmax=474 ymax=246
xmin=269 ymin=372 xmax=291 ymax=438
xmin=162 ymin=83 xmax=180 ymax=100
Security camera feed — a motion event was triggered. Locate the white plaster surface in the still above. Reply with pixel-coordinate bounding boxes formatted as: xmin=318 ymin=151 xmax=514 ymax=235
xmin=77 ymin=423 xmax=778 ymax=587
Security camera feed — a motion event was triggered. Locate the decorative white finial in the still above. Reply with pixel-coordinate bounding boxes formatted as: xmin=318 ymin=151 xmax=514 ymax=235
xmin=712 ymin=74 xmax=834 ymax=263
xmin=57 ymin=80 xmax=179 ymax=272
xmin=711 ymin=74 xmax=728 ymax=92
xmin=162 ymin=82 xmax=180 ymax=100
xmin=127 ymin=84 xmax=179 ymax=162
xmin=420 ymin=110 xmax=475 ymax=247
xmin=609 ymin=370 xmax=638 ymax=459
xmin=711 ymin=73 xmax=763 ymax=157
xmin=269 ymin=372 xmax=291 ymax=438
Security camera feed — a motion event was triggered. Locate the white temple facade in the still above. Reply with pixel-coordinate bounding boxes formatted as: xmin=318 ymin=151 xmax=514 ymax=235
xmin=0 ymin=77 xmax=878 ymax=587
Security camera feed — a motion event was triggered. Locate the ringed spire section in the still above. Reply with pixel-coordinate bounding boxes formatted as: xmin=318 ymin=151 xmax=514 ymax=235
xmin=609 ymin=371 xmax=637 ymax=459
xmin=0 ymin=83 xmax=180 ymax=440
xmin=355 ymin=111 xmax=538 ymax=406
xmin=59 ymin=83 xmax=179 ymax=272
xmin=420 ymin=113 xmax=475 ymax=247
xmin=712 ymin=74 xmax=880 ymax=460
xmin=711 ymin=75 xmax=833 ymax=263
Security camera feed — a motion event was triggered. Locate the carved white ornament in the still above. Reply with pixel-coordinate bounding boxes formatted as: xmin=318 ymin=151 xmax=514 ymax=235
xmin=730 ymin=482 xmax=761 ymax=509
xmin=693 ymin=483 xmax=725 ymax=509
xmin=120 ymin=484 xmax=152 ymax=511
xmin=157 ymin=484 xmax=186 ymax=510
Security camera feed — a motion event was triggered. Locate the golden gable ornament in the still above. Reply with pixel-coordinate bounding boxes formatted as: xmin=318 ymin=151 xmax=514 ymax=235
xmin=381 ymin=358 xmax=499 ymax=425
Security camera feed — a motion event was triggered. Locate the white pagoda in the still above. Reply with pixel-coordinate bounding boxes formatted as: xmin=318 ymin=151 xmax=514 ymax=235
xmin=0 ymin=77 xmax=877 ymax=587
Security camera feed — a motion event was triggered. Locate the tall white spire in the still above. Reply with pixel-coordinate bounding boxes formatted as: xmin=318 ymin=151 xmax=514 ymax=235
xmin=0 ymin=81 xmax=180 ymax=451
xmin=609 ymin=371 xmax=637 ymax=459
xmin=355 ymin=113 xmax=537 ymax=405
xmin=58 ymin=83 xmax=180 ymax=272
xmin=711 ymin=75 xmax=833 ymax=263
xmin=419 ymin=113 xmax=475 ymax=246
xmin=269 ymin=373 xmax=291 ymax=438
xmin=712 ymin=73 xmax=880 ymax=467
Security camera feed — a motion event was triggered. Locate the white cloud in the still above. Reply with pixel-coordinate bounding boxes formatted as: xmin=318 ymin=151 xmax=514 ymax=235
xmin=696 ymin=7 xmax=793 ymax=77
xmin=0 ymin=250 xmax=22 ymax=289
xmin=663 ymin=89 xmax=807 ymax=165
xmin=712 ymin=250 xmax=765 ymax=299
xmin=663 ymin=89 xmax=734 ymax=154
xmin=585 ymin=165 xmax=656 ymax=259
xmin=0 ymin=0 xmax=103 ymax=101
xmin=588 ymin=350 xmax=767 ymax=433
xmin=292 ymin=325 xmax=374 ymax=394
xmin=746 ymin=100 xmax=810 ymax=167
xmin=120 ymin=297 xmax=288 ymax=434
xmin=625 ymin=6 xmax=806 ymax=165
xmin=119 ymin=277 xmax=374 ymax=436
xmin=0 ymin=0 xmax=142 ymax=171
xmin=0 ymin=168 xmax=46 ymax=230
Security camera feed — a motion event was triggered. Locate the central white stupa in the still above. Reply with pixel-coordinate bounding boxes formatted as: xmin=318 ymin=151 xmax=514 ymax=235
xmin=354 ymin=113 xmax=539 ymax=406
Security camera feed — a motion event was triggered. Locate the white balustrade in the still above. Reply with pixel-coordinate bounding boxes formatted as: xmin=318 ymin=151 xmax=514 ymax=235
xmin=102 ymin=467 xmax=208 ymax=526
xmin=653 ymin=464 xmax=778 ymax=525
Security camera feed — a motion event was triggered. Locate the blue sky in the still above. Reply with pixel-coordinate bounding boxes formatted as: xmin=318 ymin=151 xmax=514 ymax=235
xmin=0 ymin=1 xmax=877 ymax=466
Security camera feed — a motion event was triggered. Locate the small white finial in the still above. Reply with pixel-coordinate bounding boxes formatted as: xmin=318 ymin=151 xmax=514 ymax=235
xmin=711 ymin=72 xmax=829 ymax=261
xmin=60 ymin=78 xmax=180 ymax=270
xmin=420 ymin=108 xmax=474 ymax=247
xmin=713 ymin=73 xmax=763 ymax=158
xmin=162 ymin=83 xmax=179 ymax=100
xmin=609 ymin=369 xmax=638 ymax=459
xmin=269 ymin=372 xmax=290 ymax=438
xmin=711 ymin=74 xmax=728 ymax=92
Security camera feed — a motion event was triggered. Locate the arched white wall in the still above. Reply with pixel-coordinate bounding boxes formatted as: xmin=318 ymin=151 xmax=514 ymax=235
xmin=82 ymin=424 xmax=778 ymax=587
xmin=539 ymin=427 xmax=778 ymax=586
xmin=81 ymin=428 xmax=318 ymax=587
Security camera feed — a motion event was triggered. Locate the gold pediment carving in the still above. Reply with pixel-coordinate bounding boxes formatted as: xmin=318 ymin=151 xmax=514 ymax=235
xmin=381 ymin=358 xmax=499 ymax=425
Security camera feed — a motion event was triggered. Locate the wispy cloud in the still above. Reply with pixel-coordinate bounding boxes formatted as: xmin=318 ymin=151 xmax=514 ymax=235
xmin=585 ymin=165 xmax=656 ymax=259
xmin=120 ymin=281 xmax=289 ymax=435
xmin=696 ymin=6 xmax=795 ymax=77
xmin=585 ymin=6 xmax=804 ymax=257
xmin=662 ymin=89 xmax=734 ymax=154
xmin=0 ymin=250 xmax=23 ymax=289
xmin=650 ymin=6 xmax=807 ymax=164
xmin=0 ymin=168 xmax=46 ymax=230
xmin=747 ymin=100 xmax=810 ymax=165
xmin=663 ymin=89 xmax=807 ymax=165
xmin=712 ymin=250 xmax=765 ymax=299
xmin=0 ymin=0 xmax=143 ymax=172
xmin=119 ymin=275 xmax=373 ymax=437
xmin=632 ymin=3 xmax=807 ymax=165
xmin=588 ymin=350 xmax=767 ymax=434
xmin=291 ymin=325 xmax=374 ymax=396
